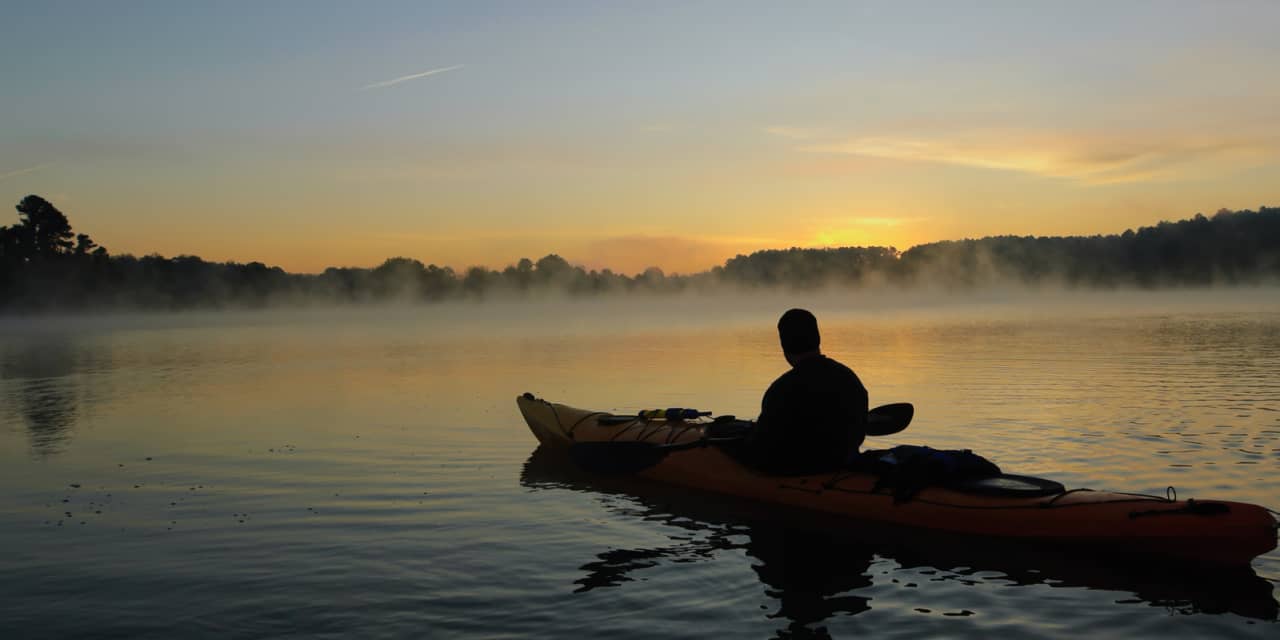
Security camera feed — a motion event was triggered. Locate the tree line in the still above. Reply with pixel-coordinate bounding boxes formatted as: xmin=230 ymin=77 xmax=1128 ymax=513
xmin=2 ymin=194 xmax=1278 ymax=311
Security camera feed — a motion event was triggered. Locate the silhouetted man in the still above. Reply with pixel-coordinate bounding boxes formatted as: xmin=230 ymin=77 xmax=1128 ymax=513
xmin=744 ymin=308 xmax=868 ymax=474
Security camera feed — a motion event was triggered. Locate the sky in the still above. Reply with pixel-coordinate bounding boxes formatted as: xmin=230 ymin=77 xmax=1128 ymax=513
xmin=3 ymin=1 xmax=1279 ymax=275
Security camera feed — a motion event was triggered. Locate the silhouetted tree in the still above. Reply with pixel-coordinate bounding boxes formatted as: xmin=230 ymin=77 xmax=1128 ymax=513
xmin=74 ymin=233 xmax=98 ymax=256
xmin=15 ymin=195 xmax=76 ymax=260
xmin=462 ymin=266 xmax=496 ymax=298
xmin=498 ymin=257 xmax=534 ymax=292
xmin=422 ymin=264 xmax=457 ymax=300
xmin=533 ymin=254 xmax=572 ymax=284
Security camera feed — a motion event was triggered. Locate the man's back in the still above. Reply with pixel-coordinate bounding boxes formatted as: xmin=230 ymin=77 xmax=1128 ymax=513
xmin=750 ymin=354 xmax=869 ymax=474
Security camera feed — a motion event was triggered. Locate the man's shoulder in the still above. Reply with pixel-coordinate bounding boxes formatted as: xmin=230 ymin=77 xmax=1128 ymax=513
xmin=817 ymin=355 xmax=866 ymax=386
xmin=817 ymin=354 xmax=855 ymax=374
xmin=816 ymin=354 xmax=850 ymax=369
xmin=767 ymin=366 xmax=801 ymax=391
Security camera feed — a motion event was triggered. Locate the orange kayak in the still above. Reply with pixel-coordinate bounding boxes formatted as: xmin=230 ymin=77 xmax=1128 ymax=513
xmin=517 ymin=393 xmax=1278 ymax=567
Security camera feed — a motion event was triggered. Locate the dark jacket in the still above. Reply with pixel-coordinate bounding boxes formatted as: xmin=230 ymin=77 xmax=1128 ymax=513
xmin=746 ymin=354 xmax=868 ymax=474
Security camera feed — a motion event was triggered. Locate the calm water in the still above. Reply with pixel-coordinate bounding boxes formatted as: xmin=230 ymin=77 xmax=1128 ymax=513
xmin=2 ymin=291 xmax=1279 ymax=639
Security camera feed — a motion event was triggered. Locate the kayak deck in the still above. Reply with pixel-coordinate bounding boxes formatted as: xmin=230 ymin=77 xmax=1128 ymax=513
xmin=517 ymin=393 xmax=1279 ymax=567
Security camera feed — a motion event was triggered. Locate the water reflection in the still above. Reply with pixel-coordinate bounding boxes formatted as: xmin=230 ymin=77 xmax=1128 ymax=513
xmin=0 ymin=338 xmax=87 ymax=456
xmin=521 ymin=447 xmax=1277 ymax=636
xmin=748 ymin=527 xmax=875 ymax=636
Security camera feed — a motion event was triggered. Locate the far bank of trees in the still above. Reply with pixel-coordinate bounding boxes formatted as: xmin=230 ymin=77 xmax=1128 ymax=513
xmin=2 ymin=194 xmax=1278 ymax=311
xmin=888 ymin=209 xmax=1280 ymax=289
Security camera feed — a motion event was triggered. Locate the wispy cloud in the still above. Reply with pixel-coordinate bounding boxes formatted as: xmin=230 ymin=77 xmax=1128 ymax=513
xmin=764 ymin=126 xmax=823 ymax=140
xmin=0 ymin=163 xmax=53 ymax=182
xmin=802 ymin=131 xmax=1274 ymax=185
xmin=361 ymin=64 xmax=464 ymax=90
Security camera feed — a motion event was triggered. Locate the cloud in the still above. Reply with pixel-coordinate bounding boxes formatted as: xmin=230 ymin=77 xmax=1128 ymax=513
xmin=0 ymin=163 xmax=53 ymax=181
xmin=802 ymin=131 xmax=1275 ymax=184
xmin=361 ymin=64 xmax=463 ymax=90
xmin=764 ymin=126 xmax=823 ymax=140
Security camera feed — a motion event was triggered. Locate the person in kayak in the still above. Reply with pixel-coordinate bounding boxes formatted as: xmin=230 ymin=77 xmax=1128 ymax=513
xmin=741 ymin=308 xmax=869 ymax=474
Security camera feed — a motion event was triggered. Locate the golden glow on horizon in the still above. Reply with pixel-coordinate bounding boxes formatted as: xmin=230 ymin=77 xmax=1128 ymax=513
xmin=60 ymin=180 xmax=1275 ymax=276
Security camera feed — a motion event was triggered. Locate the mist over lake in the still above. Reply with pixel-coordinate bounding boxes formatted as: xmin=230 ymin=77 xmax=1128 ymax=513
xmin=2 ymin=289 xmax=1278 ymax=638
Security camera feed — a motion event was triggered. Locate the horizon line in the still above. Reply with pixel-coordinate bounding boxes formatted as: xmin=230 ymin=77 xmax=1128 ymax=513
xmin=119 ymin=205 xmax=1271 ymax=276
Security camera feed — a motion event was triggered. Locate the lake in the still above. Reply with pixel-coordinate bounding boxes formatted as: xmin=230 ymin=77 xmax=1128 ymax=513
xmin=1 ymin=289 xmax=1278 ymax=639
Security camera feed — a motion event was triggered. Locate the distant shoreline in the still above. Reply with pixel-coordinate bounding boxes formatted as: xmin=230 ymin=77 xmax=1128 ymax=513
xmin=3 ymin=197 xmax=1279 ymax=312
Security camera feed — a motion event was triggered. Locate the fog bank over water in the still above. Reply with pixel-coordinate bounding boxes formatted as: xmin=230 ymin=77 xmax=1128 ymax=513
xmin=3 ymin=286 xmax=1279 ymax=340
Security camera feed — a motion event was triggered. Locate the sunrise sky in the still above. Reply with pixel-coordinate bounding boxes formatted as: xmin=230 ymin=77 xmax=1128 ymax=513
xmin=3 ymin=2 xmax=1279 ymax=274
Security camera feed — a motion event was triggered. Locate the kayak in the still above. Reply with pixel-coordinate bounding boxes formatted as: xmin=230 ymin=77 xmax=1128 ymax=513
xmin=517 ymin=393 xmax=1279 ymax=567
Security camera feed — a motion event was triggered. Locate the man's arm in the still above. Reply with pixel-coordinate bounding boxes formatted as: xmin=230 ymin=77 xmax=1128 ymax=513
xmin=848 ymin=378 xmax=869 ymax=451
xmin=751 ymin=377 xmax=787 ymax=450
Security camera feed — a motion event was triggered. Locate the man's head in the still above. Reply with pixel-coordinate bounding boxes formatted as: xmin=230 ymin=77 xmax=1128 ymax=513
xmin=777 ymin=308 xmax=820 ymax=364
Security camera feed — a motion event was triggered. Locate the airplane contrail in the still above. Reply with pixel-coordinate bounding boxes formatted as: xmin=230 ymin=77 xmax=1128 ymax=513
xmin=0 ymin=163 xmax=53 ymax=181
xmin=361 ymin=64 xmax=464 ymax=90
